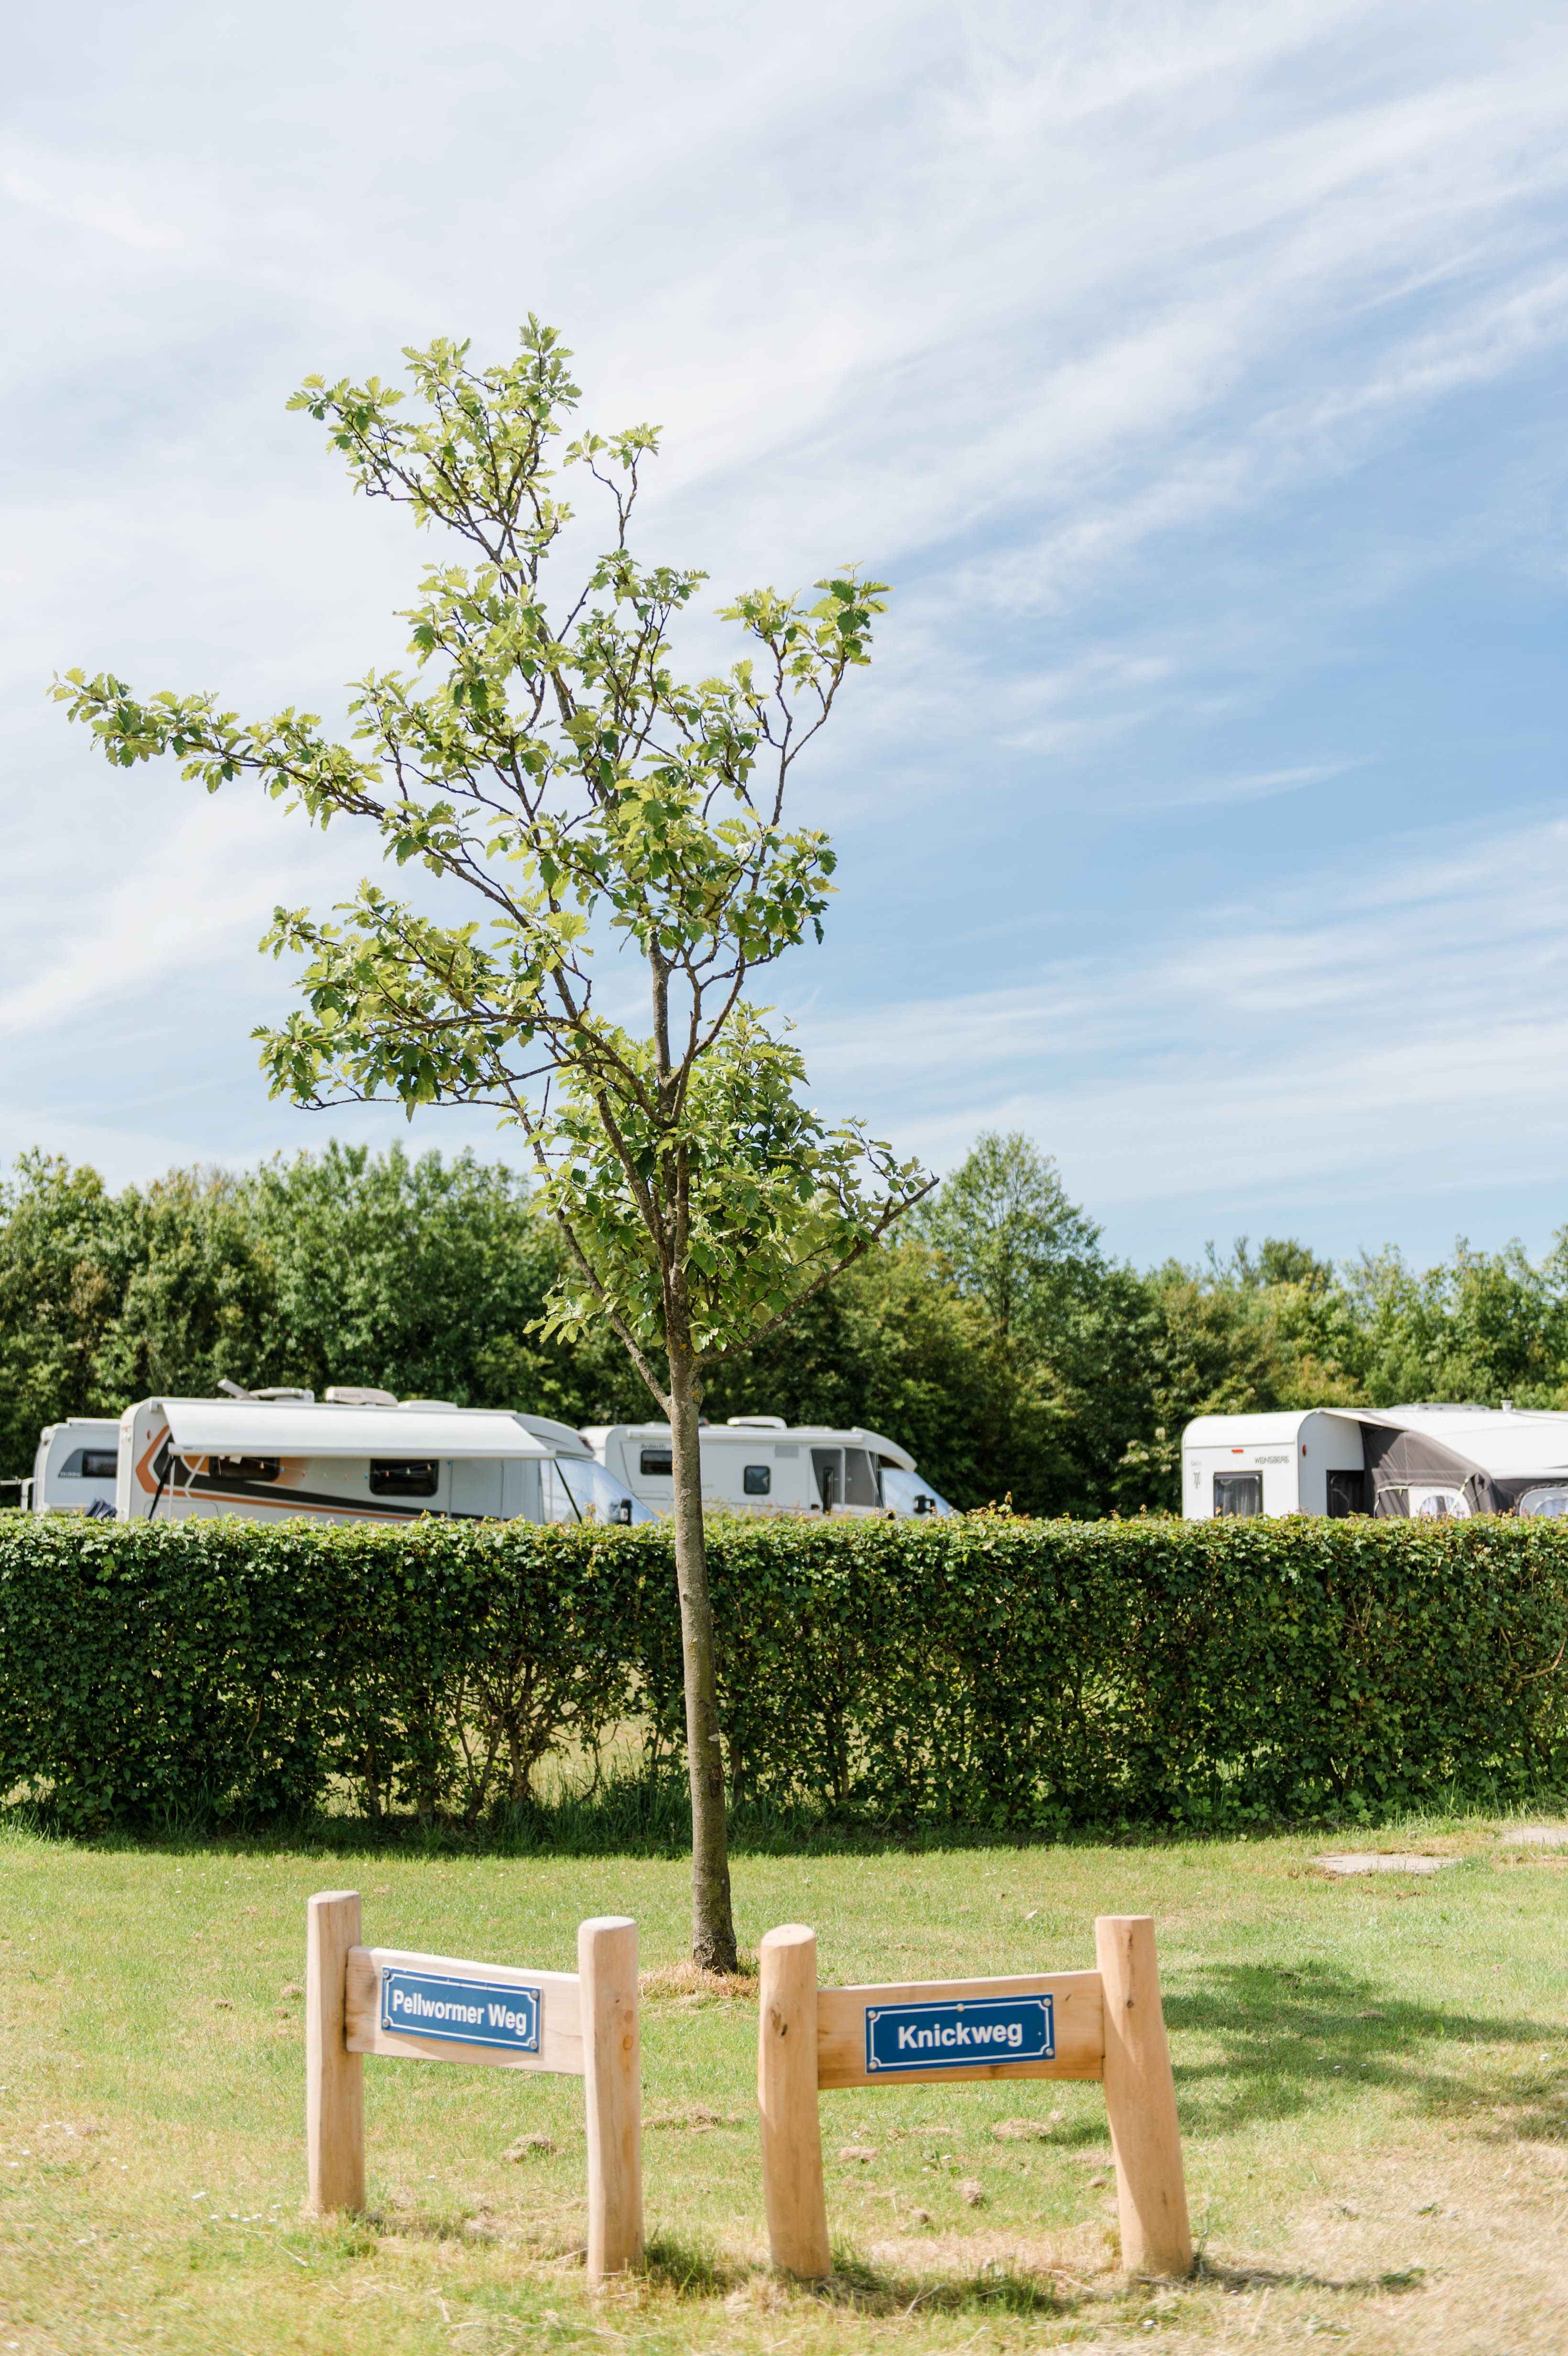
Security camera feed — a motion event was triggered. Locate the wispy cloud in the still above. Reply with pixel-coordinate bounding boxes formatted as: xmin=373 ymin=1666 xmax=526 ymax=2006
xmin=795 ymin=810 xmax=1568 ymax=1215
xmin=2 ymin=0 xmax=1565 ymax=1253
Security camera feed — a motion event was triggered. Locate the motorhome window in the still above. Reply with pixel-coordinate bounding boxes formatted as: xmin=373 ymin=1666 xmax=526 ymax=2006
xmin=811 ymin=1448 xmax=841 ymax=1509
xmin=879 ymin=1466 xmax=953 ymax=1518
xmin=1520 ymin=1487 xmax=1568 ymax=1519
xmin=544 ymin=1457 xmax=648 ymax=1526
xmin=1325 ymin=1470 xmax=1367 ymax=1518
xmin=743 ymin=1463 xmax=771 ymax=1496
xmin=212 ymin=1455 xmax=281 ymax=1483
xmin=1213 ymin=1472 xmax=1263 ymax=1518
xmin=640 ymin=1447 xmax=674 ymax=1477
xmin=60 ymin=1447 xmax=118 ymax=1480
xmin=843 ymin=1448 xmax=878 ymax=1507
xmin=369 ymin=1459 xmax=439 ymax=1498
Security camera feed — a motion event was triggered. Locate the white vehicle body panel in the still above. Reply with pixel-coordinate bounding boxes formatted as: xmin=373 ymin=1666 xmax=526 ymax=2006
xmin=114 ymin=1397 xmax=649 ymax=1527
xmin=32 ymin=1418 xmax=122 ymax=1514
xmin=1181 ymin=1410 xmax=1366 ymax=1520
xmin=581 ymin=1418 xmax=953 ymax=1518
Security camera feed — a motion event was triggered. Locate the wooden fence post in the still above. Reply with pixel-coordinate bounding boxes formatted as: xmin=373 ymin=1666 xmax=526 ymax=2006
xmin=578 ymin=1915 xmax=643 ymax=2284
xmin=306 ymin=1889 xmax=365 ymax=2215
xmin=758 ymin=1924 xmax=831 ymax=2278
xmin=1094 ymin=1914 xmax=1192 ymax=2277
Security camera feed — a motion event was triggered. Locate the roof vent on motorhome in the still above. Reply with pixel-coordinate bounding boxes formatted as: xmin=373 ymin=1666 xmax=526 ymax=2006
xmin=324 ymin=1386 xmax=399 ymax=1407
xmin=726 ymin=1416 xmax=787 ymax=1429
xmin=398 ymin=1399 xmax=458 ymax=1411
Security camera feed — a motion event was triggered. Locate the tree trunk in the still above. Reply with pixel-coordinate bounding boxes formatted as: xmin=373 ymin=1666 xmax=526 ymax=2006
xmin=668 ymin=1343 xmax=738 ymax=1972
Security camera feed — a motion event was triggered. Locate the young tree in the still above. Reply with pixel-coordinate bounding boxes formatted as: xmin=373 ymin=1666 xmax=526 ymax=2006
xmin=55 ymin=322 xmax=926 ymax=1967
xmin=917 ymin=1130 xmax=1101 ymax=1340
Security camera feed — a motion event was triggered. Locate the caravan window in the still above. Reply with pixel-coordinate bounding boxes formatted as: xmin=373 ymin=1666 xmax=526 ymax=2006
xmin=1213 ymin=1472 xmax=1263 ymax=1518
xmin=369 ymin=1459 xmax=439 ymax=1498
xmin=1411 ymin=1486 xmax=1470 ymax=1520
xmin=1520 ymin=1487 xmax=1568 ymax=1519
xmin=60 ymin=1447 xmax=118 ymax=1480
xmin=211 ymin=1455 xmax=281 ymax=1483
xmin=743 ymin=1464 xmax=771 ymax=1496
xmin=640 ymin=1447 xmax=674 ymax=1477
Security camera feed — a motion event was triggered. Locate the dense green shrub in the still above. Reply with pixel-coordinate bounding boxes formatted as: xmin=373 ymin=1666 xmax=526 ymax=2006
xmin=3 ymin=1514 xmax=1567 ymax=1835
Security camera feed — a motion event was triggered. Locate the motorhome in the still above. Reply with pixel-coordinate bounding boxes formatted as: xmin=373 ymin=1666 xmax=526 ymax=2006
xmin=1182 ymin=1404 xmax=1568 ymax=1521
xmin=583 ymin=1417 xmax=955 ymax=1518
xmin=31 ymin=1418 xmax=122 ymax=1515
xmin=115 ymin=1391 xmax=653 ymax=1527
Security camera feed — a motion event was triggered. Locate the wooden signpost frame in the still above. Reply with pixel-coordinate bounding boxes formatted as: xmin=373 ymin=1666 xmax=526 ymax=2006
xmin=757 ymin=1912 xmax=1191 ymax=2280
xmin=305 ymin=1890 xmax=643 ymax=2285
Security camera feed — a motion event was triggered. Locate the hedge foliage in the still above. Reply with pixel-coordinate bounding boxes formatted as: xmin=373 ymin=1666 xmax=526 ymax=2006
xmin=4 ymin=1512 xmax=1568 ymax=1836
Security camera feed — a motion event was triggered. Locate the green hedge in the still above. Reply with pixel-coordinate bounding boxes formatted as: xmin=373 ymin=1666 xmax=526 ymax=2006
xmin=3 ymin=1514 xmax=1567 ymax=1835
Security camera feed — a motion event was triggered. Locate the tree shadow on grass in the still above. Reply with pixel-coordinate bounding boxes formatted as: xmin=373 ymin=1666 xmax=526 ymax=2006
xmin=1163 ymin=1958 xmax=1568 ymax=2144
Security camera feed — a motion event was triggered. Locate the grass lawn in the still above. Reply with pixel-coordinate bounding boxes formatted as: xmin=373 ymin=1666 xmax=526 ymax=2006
xmin=2 ymin=1816 xmax=1568 ymax=2354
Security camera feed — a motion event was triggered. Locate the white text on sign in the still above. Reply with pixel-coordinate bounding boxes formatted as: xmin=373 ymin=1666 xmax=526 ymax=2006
xmin=380 ymin=1966 xmax=541 ymax=2053
xmin=864 ymin=1992 xmax=1055 ymax=2074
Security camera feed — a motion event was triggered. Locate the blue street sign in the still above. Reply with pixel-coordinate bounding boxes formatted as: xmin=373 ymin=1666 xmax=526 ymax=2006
xmin=380 ymin=1967 xmax=541 ymax=2053
xmin=864 ymin=1992 xmax=1055 ymax=2074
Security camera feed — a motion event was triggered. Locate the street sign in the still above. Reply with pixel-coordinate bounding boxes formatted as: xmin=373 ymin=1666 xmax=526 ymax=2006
xmin=379 ymin=1966 xmax=540 ymax=2054
xmin=865 ymin=1990 xmax=1054 ymax=2074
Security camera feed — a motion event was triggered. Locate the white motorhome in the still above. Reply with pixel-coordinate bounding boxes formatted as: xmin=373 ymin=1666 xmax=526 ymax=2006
xmin=116 ymin=1391 xmax=653 ymax=1527
xmin=1182 ymin=1404 xmax=1568 ymax=1521
xmin=31 ymin=1418 xmax=122 ymax=1515
xmin=583 ymin=1416 xmax=955 ymax=1518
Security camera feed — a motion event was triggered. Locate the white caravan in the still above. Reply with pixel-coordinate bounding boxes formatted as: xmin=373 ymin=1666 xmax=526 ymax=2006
xmin=583 ymin=1416 xmax=955 ymax=1518
xmin=1182 ymin=1404 xmax=1568 ymax=1521
xmin=31 ymin=1418 xmax=122 ymax=1515
xmin=116 ymin=1391 xmax=653 ymax=1527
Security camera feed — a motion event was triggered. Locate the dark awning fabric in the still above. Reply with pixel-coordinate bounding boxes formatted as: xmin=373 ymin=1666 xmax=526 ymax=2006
xmin=1358 ymin=1423 xmax=1501 ymax=1517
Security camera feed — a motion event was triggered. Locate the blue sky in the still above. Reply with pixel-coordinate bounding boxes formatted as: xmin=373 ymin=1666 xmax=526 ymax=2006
xmin=3 ymin=0 xmax=1566 ymax=1270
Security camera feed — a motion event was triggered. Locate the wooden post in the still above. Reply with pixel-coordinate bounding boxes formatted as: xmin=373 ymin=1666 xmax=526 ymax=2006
xmin=578 ymin=1915 xmax=643 ymax=2284
xmin=1095 ymin=1914 xmax=1192 ymax=2277
xmin=758 ymin=1924 xmax=831 ymax=2278
xmin=305 ymin=1889 xmax=364 ymax=2215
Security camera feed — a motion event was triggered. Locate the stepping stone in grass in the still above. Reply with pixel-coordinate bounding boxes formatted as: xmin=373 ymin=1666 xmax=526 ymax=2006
xmin=1316 ymin=1853 xmax=1459 ymax=1876
xmin=1500 ymin=1825 xmax=1568 ymax=1846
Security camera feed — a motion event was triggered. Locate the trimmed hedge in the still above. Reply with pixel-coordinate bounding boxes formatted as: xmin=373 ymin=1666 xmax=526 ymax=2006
xmin=3 ymin=1513 xmax=1567 ymax=1835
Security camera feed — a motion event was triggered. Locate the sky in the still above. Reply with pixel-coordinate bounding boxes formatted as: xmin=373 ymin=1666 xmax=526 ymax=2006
xmin=3 ymin=0 xmax=1566 ymax=1271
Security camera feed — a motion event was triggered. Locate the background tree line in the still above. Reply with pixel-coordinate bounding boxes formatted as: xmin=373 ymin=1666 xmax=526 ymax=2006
xmin=5 ymin=1129 xmax=1566 ymax=1514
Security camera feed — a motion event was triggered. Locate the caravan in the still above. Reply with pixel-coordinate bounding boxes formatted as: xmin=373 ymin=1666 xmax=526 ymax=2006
xmin=115 ymin=1390 xmax=653 ymax=1527
xmin=584 ymin=1416 xmax=955 ymax=1519
xmin=1182 ymin=1403 xmax=1568 ymax=1521
xmin=31 ymin=1418 xmax=122 ymax=1515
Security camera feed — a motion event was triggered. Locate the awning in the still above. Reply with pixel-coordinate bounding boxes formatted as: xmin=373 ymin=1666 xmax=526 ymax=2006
xmin=158 ymin=1399 xmax=551 ymax=1460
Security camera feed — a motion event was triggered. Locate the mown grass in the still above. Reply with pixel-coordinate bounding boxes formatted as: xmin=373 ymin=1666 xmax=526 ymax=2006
xmin=4 ymin=1812 xmax=1568 ymax=2351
